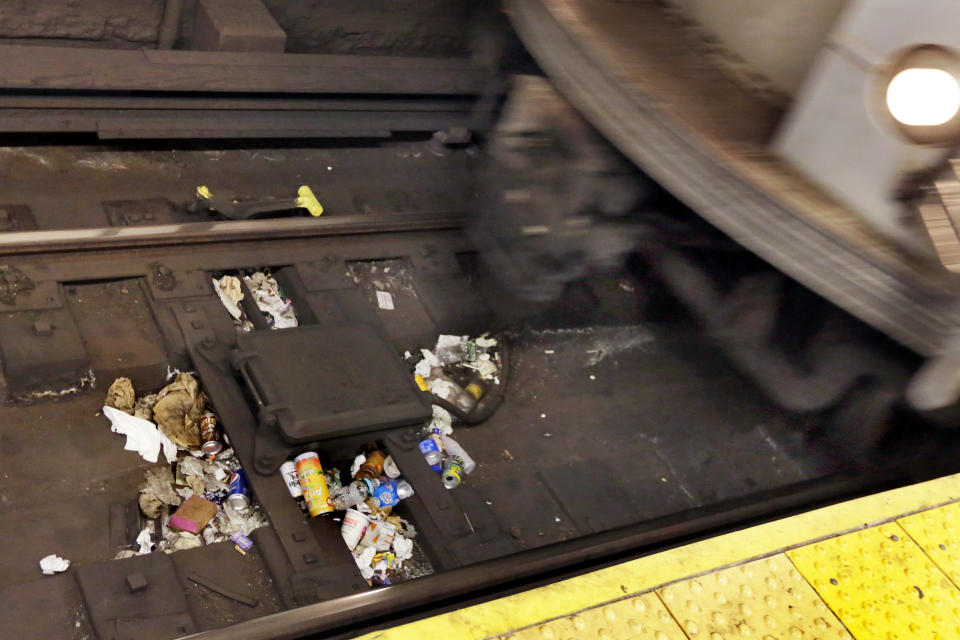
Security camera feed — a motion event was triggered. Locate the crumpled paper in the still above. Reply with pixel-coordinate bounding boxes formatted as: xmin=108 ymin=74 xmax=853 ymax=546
xmin=434 ymin=335 xmax=466 ymax=364
xmin=430 ymin=405 xmax=453 ymax=435
xmin=39 ymin=554 xmax=70 ymax=575
xmin=213 ymin=275 xmax=244 ymax=319
xmin=349 ymin=454 xmax=366 ymax=478
xmin=392 ymin=534 xmax=414 ymax=562
xmin=475 ymin=336 xmax=497 ymax=349
xmin=353 ymin=545 xmax=377 ymax=580
xmin=104 ymin=405 xmax=177 ymax=464
xmin=161 ymin=532 xmax=202 ymax=553
xmin=134 ymin=393 xmax=158 ymax=421
xmin=105 ymin=377 xmax=135 ymax=414
xmin=153 ymin=373 xmax=206 ymax=448
xmin=414 ymin=349 xmax=441 ymax=379
xmin=245 ymin=271 xmax=297 ymax=329
xmin=136 ymin=528 xmax=153 ymax=554
xmin=139 ymin=465 xmax=181 ymax=519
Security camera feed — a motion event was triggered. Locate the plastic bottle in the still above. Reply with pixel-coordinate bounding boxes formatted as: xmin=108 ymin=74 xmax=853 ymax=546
xmin=429 ymin=367 xmax=479 ymax=413
xmin=355 ymin=450 xmax=386 ymax=480
xmin=331 ymin=478 xmax=379 ymax=511
xmin=418 ymin=438 xmax=443 ymax=473
xmin=440 ymin=435 xmax=476 ymax=474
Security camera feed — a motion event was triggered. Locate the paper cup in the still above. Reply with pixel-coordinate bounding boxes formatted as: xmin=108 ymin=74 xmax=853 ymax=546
xmin=341 ymin=509 xmax=370 ymax=550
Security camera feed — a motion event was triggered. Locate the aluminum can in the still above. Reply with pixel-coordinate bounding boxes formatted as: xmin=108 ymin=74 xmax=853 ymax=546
xmin=226 ymin=469 xmax=252 ymax=511
xmin=280 ymin=460 xmax=302 ymax=498
xmin=199 ymin=412 xmax=223 ymax=456
xmin=442 ymin=458 xmax=463 ymax=489
xmin=295 ymin=452 xmax=333 ymax=516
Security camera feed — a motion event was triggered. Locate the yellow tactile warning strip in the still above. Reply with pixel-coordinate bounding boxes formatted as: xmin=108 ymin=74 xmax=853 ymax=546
xmin=787 ymin=522 xmax=960 ymax=639
xmin=505 ymin=592 xmax=686 ymax=640
xmin=659 ymin=555 xmax=851 ymax=639
xmin=899 ymin=501 xmax=960 ymax=585
xmin=356 ymin=473 xmax=960 ymax=640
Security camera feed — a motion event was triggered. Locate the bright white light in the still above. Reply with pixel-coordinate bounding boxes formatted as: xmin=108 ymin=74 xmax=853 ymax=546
xmin=887 ymin=68 xmax=960 ymax=126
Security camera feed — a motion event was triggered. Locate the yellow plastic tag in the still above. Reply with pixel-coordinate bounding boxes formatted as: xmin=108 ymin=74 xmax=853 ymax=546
xmin=295 ymin=185 xmax=324 ymax=217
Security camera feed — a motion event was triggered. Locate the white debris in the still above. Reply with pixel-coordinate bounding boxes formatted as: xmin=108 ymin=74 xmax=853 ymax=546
xmin=244 ymin=271 xmax=297 ymax=329
xmin=39 ymin=554 xmax=70 ymax=575
xmin=463 ymin=359 xmax=498 ymax=381
xmin=392 ymin=534 xmax=414 ymax=562
xmin=136 ymin=528 xmax=153 ymax=554
xmin=415 ymin=349 xmax=442 ymax=379
xmin=375 ymin=290 xmax=394 ymax=310
xmin=383 ymin=455 xmax=401 ymax=478
xmin=212 ymin=275 xmax=244 ymax=319
xmin=430 ymin=404 xmax=453 ymax=435
xmin=162 ymin=532 xmax=203 ymax=553
xmin=434 ymin=335 xmax=466 ymax=364
xmin=353 ymin=545 xmax=377 ymax=580
xmin=475 ymin=336 xmax=498 ymax=349
xmin=350 ymin=454 xmax=366 ymax=478
xmin=104 ymin=405 xmax=177 ymax=464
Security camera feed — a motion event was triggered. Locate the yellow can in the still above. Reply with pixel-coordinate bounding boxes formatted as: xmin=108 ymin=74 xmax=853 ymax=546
xmin=294 ymin=451 xmax=333 ymax=516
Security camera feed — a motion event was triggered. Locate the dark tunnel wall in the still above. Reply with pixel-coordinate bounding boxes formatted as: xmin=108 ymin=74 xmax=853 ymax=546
xmin=0 ymin=0 xmax=475 ymax=56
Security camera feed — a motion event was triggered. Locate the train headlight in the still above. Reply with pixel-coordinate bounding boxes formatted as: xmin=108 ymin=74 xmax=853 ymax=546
xmin=886 ymin=68 xmax=960 ymax=126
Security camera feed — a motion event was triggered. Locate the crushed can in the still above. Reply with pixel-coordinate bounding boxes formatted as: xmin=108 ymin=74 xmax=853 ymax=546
xmin=226 ymin=469 xmax=252 ymax=511
xmin=442 ymin=458 xmax=463 ymax=489
xmin=295 ymin=452 xmax=333 ymax=516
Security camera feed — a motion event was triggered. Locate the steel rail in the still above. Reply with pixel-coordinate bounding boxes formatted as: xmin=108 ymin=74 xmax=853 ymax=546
xmin=181 ymin=473 xmax=896 ymax=640
xmin=0 ymin=211 xmax=468 ymax=257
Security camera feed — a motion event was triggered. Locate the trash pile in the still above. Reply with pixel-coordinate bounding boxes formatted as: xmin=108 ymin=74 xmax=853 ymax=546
xmin=103 ymin=374 xmax=267 ymax=558
xmin=404 ymin=334 xmax=502 ymax=490
xmin=280 ymin=446 xmax=426 ymax=586
xmin=213 ymin=268 xmax=298 ymax=332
